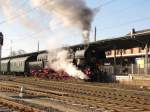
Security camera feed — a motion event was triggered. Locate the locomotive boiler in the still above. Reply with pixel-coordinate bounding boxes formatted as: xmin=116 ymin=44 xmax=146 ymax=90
xmin=73 ymin=46 xmax=106 ymax=81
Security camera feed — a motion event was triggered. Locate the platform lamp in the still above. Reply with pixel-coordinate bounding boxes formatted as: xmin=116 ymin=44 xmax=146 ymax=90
xmin=0 ymin=32 xmax=3 ymax=72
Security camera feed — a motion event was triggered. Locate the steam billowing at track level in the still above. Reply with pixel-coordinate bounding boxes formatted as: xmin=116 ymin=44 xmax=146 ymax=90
xmin=48 ymin=49 xmax=89 ymax=80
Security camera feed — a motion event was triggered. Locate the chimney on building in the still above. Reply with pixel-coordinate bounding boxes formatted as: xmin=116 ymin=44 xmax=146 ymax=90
xmin=130 ymin=28 xmax=135 ymax=38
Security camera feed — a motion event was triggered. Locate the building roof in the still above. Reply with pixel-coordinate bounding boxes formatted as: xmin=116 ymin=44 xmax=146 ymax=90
xmin=69 ymin=28 xmax=150 ymax=51
xmin=1 ymin=50 xmax=47 ymax=60
xmin=2 ymin=29 xmax=150 ymax=59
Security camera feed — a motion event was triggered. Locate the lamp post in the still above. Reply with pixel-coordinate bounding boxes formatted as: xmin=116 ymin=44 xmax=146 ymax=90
xmin=145 ymin=43 xmax=149 ymax=75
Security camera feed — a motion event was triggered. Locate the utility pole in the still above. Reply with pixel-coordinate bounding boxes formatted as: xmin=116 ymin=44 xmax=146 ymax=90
xmin=94 ymin=27 xmax=97 ymax=42
xmin=145 ymin=43 xmax=149 ymax=75
xmin=113 ymin=47 xmax=117 ymax=75
xmin=0 ymin=32 xmax=3 ymax=72
xmin=10 ymin=40 xmax=12 ymax=56
xmin=37 ymin=40 xmax=39 ymax=52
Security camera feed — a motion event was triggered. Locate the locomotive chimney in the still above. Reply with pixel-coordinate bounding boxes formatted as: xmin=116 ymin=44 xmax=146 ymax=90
xmin=130 ymin=28 xmax=135 ymax=38
xmin=82 ymin=30 xmax=90 ymax=49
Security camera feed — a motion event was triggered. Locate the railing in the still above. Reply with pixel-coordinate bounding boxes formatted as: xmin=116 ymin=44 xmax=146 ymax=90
xmin=99 ymin=64 xmax=150 ymax=75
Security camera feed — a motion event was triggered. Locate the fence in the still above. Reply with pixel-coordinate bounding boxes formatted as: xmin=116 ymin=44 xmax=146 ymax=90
xmin=100 ymin=64 xmax=150 ymax=75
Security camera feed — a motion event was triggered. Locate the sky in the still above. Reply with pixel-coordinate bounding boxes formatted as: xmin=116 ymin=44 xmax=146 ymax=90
xmin=0 ymin=0 xmax=150 ymax=57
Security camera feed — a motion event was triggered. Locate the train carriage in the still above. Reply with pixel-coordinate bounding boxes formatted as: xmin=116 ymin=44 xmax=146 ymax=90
xmin=10 ymin=53 xmax=38 ymax=75
xmin=1 ymin=59 xmax=10 ymax=74
xmin=28 ymin=51 xmax=49 ymax=78
xmin=10 ymin=56 xmax=29 ymax=75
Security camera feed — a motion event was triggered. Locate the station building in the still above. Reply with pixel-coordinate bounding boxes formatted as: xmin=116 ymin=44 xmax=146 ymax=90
xmin=104 ymin=29 xmax=150 ymax=75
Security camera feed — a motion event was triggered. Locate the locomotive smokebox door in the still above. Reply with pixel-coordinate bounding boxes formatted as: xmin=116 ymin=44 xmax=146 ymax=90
xmin=85 ymin=46 xmax=106 ymax=63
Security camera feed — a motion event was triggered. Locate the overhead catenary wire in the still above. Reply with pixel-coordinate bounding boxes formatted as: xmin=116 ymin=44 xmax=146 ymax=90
xmin=0 ymin=0 xmax=117 ymax=25
xmin=5 ymin=16 xmax=150 ymax=42
xmin=0 ymin=0 xmax=49 ymax=25
xmin=97 ymin=0 xmax=117 ymax=8
xmin=0 ymin=0 xmax=128 ymax=37
xmin=95 ymin=0 xmax=150 ymax=32
xmin=100 ymin=16 xmax=150 ymax=31
xmin=0 ymin=0 xmax=65 ymax=42
xmin=1 ymin=0 xmax=150 ymax=42
xmin=8 ymin=0 xmax=117 ymax=40
xmin=100 ymin=0 xmax=150 ymax=18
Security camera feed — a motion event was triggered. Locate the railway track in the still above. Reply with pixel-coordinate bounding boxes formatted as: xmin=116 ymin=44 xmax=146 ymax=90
xmin=0 ymin=96 xmax=45 ymax=112
xmin=0 ymin=76 xmax=150 ymax=112
xmin=0 ymin=104 xmax=18 ymax=112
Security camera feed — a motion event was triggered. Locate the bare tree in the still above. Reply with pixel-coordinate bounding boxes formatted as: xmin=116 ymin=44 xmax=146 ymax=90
xmin=17 ymin=49 xmax=26 ymax=55
xmin=11 ymin=51 xmax=17 ymax=56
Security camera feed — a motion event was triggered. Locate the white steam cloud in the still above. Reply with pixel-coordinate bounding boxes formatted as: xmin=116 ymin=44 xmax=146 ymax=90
xmin=47 ymin=37 xmax=89 ymax=80
xmin=48 ymin=49 xmax=89 ymax=79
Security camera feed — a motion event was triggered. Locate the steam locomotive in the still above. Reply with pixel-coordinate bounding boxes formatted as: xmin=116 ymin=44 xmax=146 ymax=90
xmin=72 ymin=46 xmax=106 ymax=81
xmin=0 ymin=45 xmax=106 ymax=81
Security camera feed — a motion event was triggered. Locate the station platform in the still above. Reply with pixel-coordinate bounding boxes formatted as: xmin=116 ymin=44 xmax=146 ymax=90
xmin=115 ymin=75 xmax=150 ymax=88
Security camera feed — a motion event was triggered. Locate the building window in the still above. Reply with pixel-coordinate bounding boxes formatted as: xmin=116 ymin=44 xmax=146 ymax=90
xmin=139 ymin=47 xmax=142 ymax=53
xmin=131 ymin=48 xmax=133 ymax=54
xmin=106 ymin=51 xmax=111 ymax=55
xmin=123 ymin=49 xmax=126 ymax=54
xmin=116 ymin=49 xmax=120 ymax=55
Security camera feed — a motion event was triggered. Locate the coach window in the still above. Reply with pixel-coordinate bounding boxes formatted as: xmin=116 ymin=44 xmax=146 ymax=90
xmin=14 ymin=62 xmax=15 ymax=66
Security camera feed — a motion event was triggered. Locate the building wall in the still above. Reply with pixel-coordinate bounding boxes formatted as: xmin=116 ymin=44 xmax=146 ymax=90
xmin=106 ymin=47 xmax=149 ymax=57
